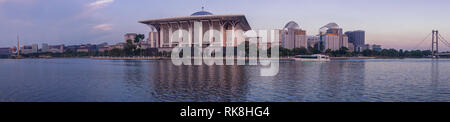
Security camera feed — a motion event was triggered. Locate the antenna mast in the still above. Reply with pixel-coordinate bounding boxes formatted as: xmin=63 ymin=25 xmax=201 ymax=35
xmin=201 ymin=0 xmax=205 ymax=11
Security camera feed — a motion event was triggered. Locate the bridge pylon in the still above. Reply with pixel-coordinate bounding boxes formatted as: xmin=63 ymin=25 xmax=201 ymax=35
xmin=432 ymin=30 xmax=439 ymax=58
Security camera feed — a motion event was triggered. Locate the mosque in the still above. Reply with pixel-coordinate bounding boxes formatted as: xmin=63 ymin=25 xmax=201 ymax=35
xmin=139 ymin=8 xmax=252 ymax=51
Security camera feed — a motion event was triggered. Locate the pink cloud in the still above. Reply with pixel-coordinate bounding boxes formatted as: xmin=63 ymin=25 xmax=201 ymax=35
xmin=93 ymin=24 xmax=112 ymax=31
xmin=88 ymin=0 xmax=114 ymax=9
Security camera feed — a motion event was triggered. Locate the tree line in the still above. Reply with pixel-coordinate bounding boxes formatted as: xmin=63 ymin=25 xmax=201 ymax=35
xmin=278 ymin=46 xmax=434 ymax=58
xmin=6 ymin=34 xmax=439 ymax=59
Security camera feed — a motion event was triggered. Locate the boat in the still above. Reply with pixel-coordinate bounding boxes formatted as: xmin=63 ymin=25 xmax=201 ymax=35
xmin=292 ymin=54 xmax=330 ymax=62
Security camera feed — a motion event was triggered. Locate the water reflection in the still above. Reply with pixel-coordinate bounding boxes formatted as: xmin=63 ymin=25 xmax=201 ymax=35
xmin=430 ymin=60 xmax=440 ymax=101
xmin=2 ymin=59 xmax=450 ymax=102
xmin=123 ymin=60 xmax=145 ymax=88
xmin=317 ymin=61 xmax=366 ymax=101
xmin=152 ymin=61 xmax=249 ymax=102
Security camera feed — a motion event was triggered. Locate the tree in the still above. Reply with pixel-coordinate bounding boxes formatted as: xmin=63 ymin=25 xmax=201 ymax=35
xmin=292 ymin=47 xmax=309 ymax=55
xmin=125 ymin=39 xmax=136 ymax=56
xmin=362 ymin=49 xmax=373 ymax=56
xmin=324 ymin=49 xmax=332 ymax=56
xmin=309 ymin=46 xmax=321 ymax=54
xmin=134 ymin=34 xmax=145 ymax=56
xmin=279 ymin=47 xmax=292 ymax=57
xmin=134 ymin=34 xmax=145 ymax=44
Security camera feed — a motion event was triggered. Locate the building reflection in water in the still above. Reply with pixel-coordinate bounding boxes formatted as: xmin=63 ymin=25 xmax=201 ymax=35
xmin=317 ymin=61 xmax=366 ymax=102
xmin=151 ymin=61 xmax=249 ymax=102
xmin=123 ymin=60 xmax=145 ymax=88
xmin=430 ymin=60 xmax=440 ymax=101
xmin=118 ymin=60 xmax=369 ymax=102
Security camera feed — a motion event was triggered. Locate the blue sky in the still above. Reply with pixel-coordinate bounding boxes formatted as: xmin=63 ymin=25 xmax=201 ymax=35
xmin=1 ymin=0 xmax=450 ymax=50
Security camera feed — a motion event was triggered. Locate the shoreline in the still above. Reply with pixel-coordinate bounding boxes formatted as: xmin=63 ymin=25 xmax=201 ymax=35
xmin=1 ymin=56 xmax=446 ymax=60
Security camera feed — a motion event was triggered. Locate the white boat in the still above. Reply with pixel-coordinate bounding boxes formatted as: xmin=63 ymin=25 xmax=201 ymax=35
xmin=292 ymin=54 xmax=330 ymax=62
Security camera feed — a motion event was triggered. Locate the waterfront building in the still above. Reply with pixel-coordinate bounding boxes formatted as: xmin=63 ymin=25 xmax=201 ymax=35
xmin=345 ymin=30 xmax=365 ymax=51
xmin=64 ymin=45 xmax=78 ymax=52
xmin=41 ymin=43 xmax=64 ymax=53
xmin=76 ymin=47 xmax=90 ymax=53
xmin=359 ymin=44 xmax=382 ymax=52
xmin=124 ymin=33 xmax=137 ymax=42
xmin=48 ymin=45 xmax=64 ymax=53
xmin=246 ymin=29 xmax=282 ymax=50
xmin=372 ymin=44 xmax=382 ymax=52
xmin=0 ymin=47 xmax=10 ymax=56
xmin=356 ymin=45 xmax=364 ymax=52
xmin=320 ymin=23 xmax=349 ymax=51
xmin=76 ymin=44 xmax=97 ymax=53
xmin=21 ymin=44 xmax=38 ymax=54
xmin=139 ymin=9 xmax=252 ymax=52
xmin=98 ymin=46 xmax=109 ymax=53
xmin=280 ymin=21 xmax=307 ymax=49
xmin=41 ymin=43 xmax=49 ymax=53
xmin=146 ymin=31 xmax=159 ymax=48
xmin=108 ymin=43 xmax=126 ymax=50
xmin=357 ymin=44 xmax=381 ymax=52
xmin=307 ymin=35 xmax=320 ymax=48
xmin=322 ymin=33 xmax=340 ymax=51
xmin=348 ymin=43 xmax=355 ymax=52
xmin=65 ymin=44 xmax=95 ymax=53
xmin=96 ymin=43 xmax=109 ymax=53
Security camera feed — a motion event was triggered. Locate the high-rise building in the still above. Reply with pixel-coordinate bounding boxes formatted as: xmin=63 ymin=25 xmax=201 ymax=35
xmin=41 ymin=43 xmax=49 ymax=53
xmin=323 ymin=33 xmax=340 ymax=51
xmin=281 ymin=21 xmax=307 ymax=49
xmin=320 ymin=23 xmax=349 ymax=51
xmin=0 ymin=47 xmax=10 ymax=56
xmin=345 ymin=30 xmax=365 ymax=49
xmin=348 ymin=43 xmax=355 ymax=52
xmin=21 ymin=44 xmax=38 ymax=54
xmin=372 ymin=44 xmax=382 ymax=51
xmin=307 ymin=35 xmax=320 ymax=48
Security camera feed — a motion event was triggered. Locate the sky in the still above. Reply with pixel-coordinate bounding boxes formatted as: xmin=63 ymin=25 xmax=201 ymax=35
xmin=1 ymin=0 xmax=450 ymax=51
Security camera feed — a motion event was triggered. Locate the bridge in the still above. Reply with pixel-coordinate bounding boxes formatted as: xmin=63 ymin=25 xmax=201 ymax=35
xmin=413 ymin=30 xmax=450 ymax=58
xmin=438 ymin=53 xmax=450 ymax=56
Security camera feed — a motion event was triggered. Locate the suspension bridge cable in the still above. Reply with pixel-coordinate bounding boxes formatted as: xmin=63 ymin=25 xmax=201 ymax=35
xmin=438 ymin=37 xmax=450 ymax=47
xmin=412 ymin=33 xmax=432 ymax=50
xmin=441 ymin=38 xmax=450 ymax=47
xmin=438 ymin=34 xmax=450 ymax=47
xmin=439 ymin=34 xmax=450 ymax=45
xmin=439 ymin=37 xmax=450 ymax=47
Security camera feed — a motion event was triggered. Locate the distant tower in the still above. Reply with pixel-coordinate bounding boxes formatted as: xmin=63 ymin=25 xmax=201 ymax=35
xmin=432 ymin=30 xmax=439 ymax=58
xmin=17 ymin=35 xmax=20 ymax=57
xmin=201 ymin=0 xmax=206 ymax=11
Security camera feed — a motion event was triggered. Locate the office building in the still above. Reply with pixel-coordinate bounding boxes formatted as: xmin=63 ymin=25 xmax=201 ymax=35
xmin=320 ymin=23 xmax=349 ymax=51
xmin=307 ymin=35 xmax=320 ymax=48
xmin=21 ymin=44 xmax=38 ymax=54
xmin=345 ymin=30 xmax=365 ymax=51
xmin=41 ymin=43 xmax=49 ymax=53
xmin=0 ymin=47 xmax=10 ymax=56
xmin=280 ymin=21 xmax=307 ymax=49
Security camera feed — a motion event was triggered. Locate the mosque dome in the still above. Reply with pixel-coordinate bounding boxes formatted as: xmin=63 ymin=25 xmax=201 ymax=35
xmin=320 ymin=22 xmax=340 ymax=32
xmin=284 ymin=21 xmax=300 ymax=29
xmin=191 ymin=11 xmax=213 ymax=16
xmin=323 ymin=22 xmax=339 ymax=29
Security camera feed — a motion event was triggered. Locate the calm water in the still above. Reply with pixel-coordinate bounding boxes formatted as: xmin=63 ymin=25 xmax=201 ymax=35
xmin=0 ymin=58 xmax=449 ymax=102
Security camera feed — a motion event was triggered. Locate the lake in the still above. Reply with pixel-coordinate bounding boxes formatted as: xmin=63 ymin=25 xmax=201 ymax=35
xmin=0 ymin=58 xmax=449 ymax=102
